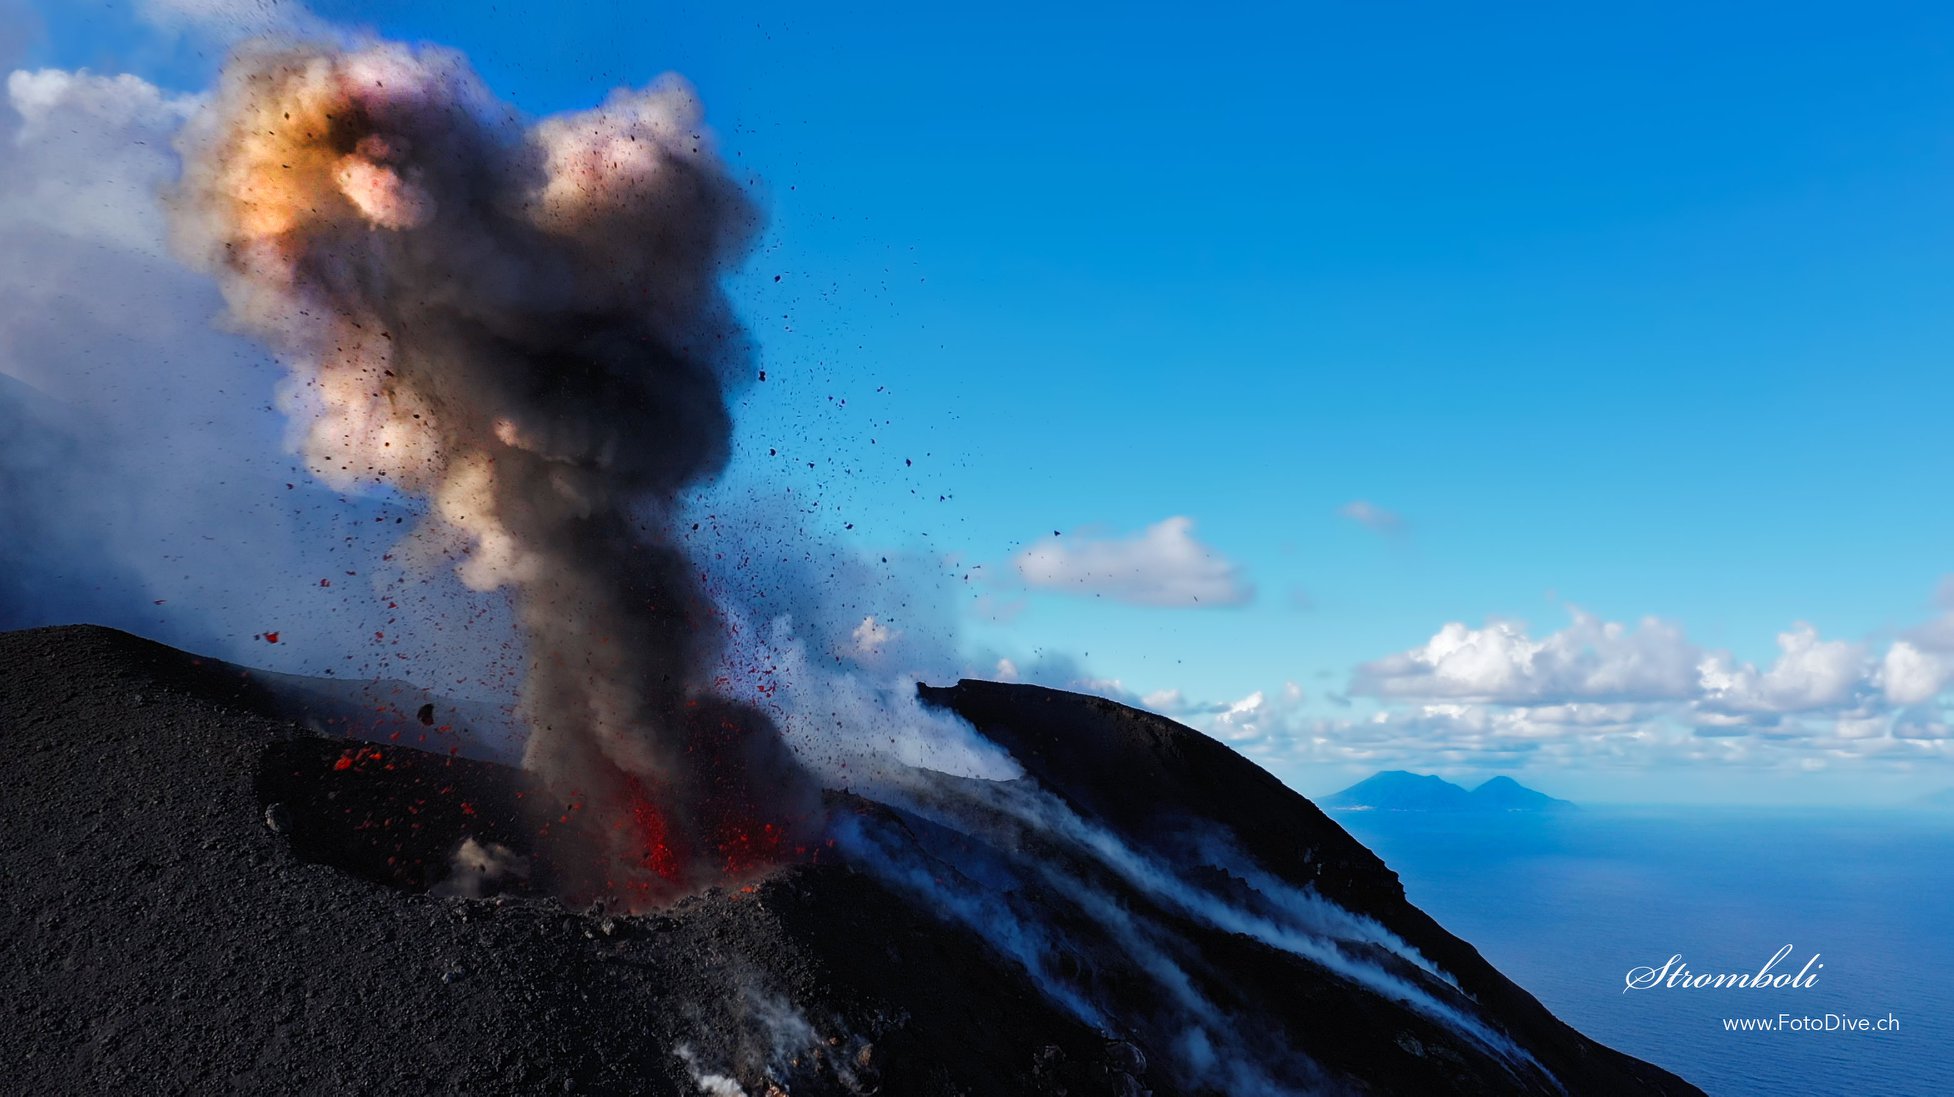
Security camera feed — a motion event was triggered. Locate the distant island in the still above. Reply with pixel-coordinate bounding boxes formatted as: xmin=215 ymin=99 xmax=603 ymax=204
xmin=1321 ymin=771 xmax=1576 ymax=813
xmin=1919 ymin=788 xmax=1954 ymax=810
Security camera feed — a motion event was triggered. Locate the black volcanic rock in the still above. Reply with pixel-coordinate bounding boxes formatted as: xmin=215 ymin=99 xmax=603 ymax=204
xmin=0 ymin=626 xmax=1109 ymax=1096
xmin=1322 ymin=770 xmax=1575 ymax=813
xmin=2 ymin=627 xmax=1694 ymax=1096
xmin=920 ymin=683 xmax=1661 ymax=1093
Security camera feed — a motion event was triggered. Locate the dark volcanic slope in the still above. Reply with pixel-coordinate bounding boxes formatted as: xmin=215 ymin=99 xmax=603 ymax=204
xmin=1 ymin=626 xmax=1700 ymax=1096
xmin=919 ymin=681 xmax=1686 ymax=1096
xmin=0 ymin=626 xmax=1110 ymax=1095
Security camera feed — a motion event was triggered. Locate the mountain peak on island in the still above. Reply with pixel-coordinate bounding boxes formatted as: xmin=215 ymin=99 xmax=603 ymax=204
xmin=1322 ymin=770 xmax=1575 ymax=813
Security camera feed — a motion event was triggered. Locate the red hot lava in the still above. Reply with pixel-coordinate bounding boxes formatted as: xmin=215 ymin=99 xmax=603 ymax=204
xmin=537 ymin=700 xmax=818 ymax=910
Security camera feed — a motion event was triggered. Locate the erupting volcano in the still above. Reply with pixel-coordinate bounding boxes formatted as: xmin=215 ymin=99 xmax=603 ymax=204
xmin=0 ymin=27 xmax=1711 ymax=1097
xmin=167 ymin=39 xmax=816 ymax=906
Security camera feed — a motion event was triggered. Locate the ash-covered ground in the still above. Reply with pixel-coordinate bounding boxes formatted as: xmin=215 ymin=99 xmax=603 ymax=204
xmin=0 ymin=624 xmax=1701 ymax=1096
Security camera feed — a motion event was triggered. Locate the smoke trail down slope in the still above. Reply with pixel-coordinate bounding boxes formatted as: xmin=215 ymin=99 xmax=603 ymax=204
xmin=169 ymin=40 xmax=814 ymax=905
xmin=834 ymin=766 xmax=1557 ymax=1095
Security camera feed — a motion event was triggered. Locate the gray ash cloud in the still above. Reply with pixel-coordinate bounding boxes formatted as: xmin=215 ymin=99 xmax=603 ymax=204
xmin=168 ymin=40 xmax=812 ymax=905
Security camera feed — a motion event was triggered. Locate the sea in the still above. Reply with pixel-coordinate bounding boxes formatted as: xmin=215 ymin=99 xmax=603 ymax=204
xmin=1333 ymin=807 xmax=1954 ymax=1097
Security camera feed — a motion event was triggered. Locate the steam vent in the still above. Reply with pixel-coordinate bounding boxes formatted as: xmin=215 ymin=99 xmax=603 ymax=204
xmin=0 ymin=625 xmax=1701 ymax=1095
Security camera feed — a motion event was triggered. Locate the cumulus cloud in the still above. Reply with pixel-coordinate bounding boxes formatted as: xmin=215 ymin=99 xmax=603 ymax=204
xmin=1893 ymin=707 xmax=1954 ymax=741
xmin=1 ymin=69 xmax=196 ymax=255
xmin=1884 ymin=640 xmax=1954 ymax=705
xmin=1131 ymin=599 xmax=1954 ymax=779
xmin=1338 ymin=500 xmax=1404 ymax=535
xmin=1695 ymin=624 xmax=1867 ymax=717
xmin=1140 ymin=688 xmax=1192 ymax=712
xmin=1204 ymin=683 xmax=1307 ymax=746
xmin=850 ymin=615 xmax=894 ymax=656
xmin=1890 ymin=580 xmax=1954 ymax=674
xmin=1013 ymin=517 xmax=1252 ymax=607
xmin=1352 ymin=609 xmax=1700 ymax=705
xmin=1163 ymin=698 xmax=1636 ymax=776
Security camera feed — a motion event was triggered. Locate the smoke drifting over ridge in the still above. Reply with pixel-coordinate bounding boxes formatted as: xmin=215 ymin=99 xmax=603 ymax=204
xmin=0 ymin=26 xmax=1693 ymax=1095
xmin=169 ymin=39 xmax=811 ymax=904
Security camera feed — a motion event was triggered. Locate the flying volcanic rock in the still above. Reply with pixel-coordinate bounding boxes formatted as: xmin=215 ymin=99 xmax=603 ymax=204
xmin=17 ymin=30 xmax=1707 ymax=1097
xmin=167 ymin=40 xmax=814 ymax=907
xmin=0 ymin=625 xmax=1703 ymax=1097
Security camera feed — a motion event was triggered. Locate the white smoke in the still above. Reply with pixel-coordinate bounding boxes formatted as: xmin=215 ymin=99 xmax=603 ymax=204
xmin=727 ymin=610 xmax=1022 ymax=787
xmin=674 ymin=1045 xmax=748 ymax=1097
xmin=672 ymin=989 xmax=852 ymax=1096
xmin=432 ymin=837 xmax=529 ymax=899
xmin=4 ymin=16 xmax=1569 ymax=1093
xmin=836 ymin=769 xmax=1556 ymax=1093
xmin=0 ymin=62 xmax=524 ymax=697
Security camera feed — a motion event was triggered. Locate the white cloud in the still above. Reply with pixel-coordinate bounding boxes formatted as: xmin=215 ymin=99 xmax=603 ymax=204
xmin=1141 ymin=688 xmax=1188 ymax=711
xmin=1338 ymin=500 xmax=1404 ymax=535
xmin=1128 ymin=598 xmax=1954 ymax=779
xmin=1352 ymin=609 xmax=1699 ymax=705
xmin=1893 ymin=707 xmax=1954 ymax=741
xmin=1882 ymin=640 xmax=1954 ymax=706
xmin=1165 ymin=696 xmax=1656 ymax=775
xmin=2 ymin=69 xmax=196 ymax=258
xmin=1695 ymin=624 xmax=1866 ymax=717
xmin=849 ymin=615 xmax=894 ymax=657
xmin=1013 ymin=517 xmax=1253 ymax=607
xmin=1205 ymin=683 xmax=1306 ymax=746
xmin=0 ymin=63 xmax=525 ymax=685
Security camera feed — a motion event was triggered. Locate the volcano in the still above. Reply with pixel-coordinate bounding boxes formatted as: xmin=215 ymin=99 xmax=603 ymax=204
xmin=0 ymin=624 xmax=1699 ymax=1096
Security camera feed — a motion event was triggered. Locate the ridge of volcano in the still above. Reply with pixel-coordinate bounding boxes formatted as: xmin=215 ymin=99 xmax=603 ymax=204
xmin=0 ymin=624 xmax=1699 ymax=1096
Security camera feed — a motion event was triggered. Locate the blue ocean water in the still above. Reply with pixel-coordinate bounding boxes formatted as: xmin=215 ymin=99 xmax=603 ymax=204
xmin=1333 ymin=808 xmax=1954 ymax=1097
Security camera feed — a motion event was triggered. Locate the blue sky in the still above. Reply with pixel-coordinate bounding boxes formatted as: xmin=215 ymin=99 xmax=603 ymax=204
xmin=9 ymin=1 xmax=1954 ymax=802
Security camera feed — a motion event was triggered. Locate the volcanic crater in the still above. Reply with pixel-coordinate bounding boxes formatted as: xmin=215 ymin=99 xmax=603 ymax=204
xmin=1 ymin=623 xmax=1702 ymax=1096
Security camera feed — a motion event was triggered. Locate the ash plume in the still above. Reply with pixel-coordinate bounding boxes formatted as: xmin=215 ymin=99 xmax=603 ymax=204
xmin=168 ymin=39 xmax=813 ymax=906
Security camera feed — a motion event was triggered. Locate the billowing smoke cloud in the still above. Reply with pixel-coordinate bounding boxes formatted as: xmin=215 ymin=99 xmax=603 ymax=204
xmin=0 ymin=60 xmax=535 ymax=713
xmin=168 ymin=39 xmax=813 ymax=905
xmin=6 ymin=21 xmax=1558 ymax=1088
xmin=432 ymin=836 xmax=530 ymax=899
